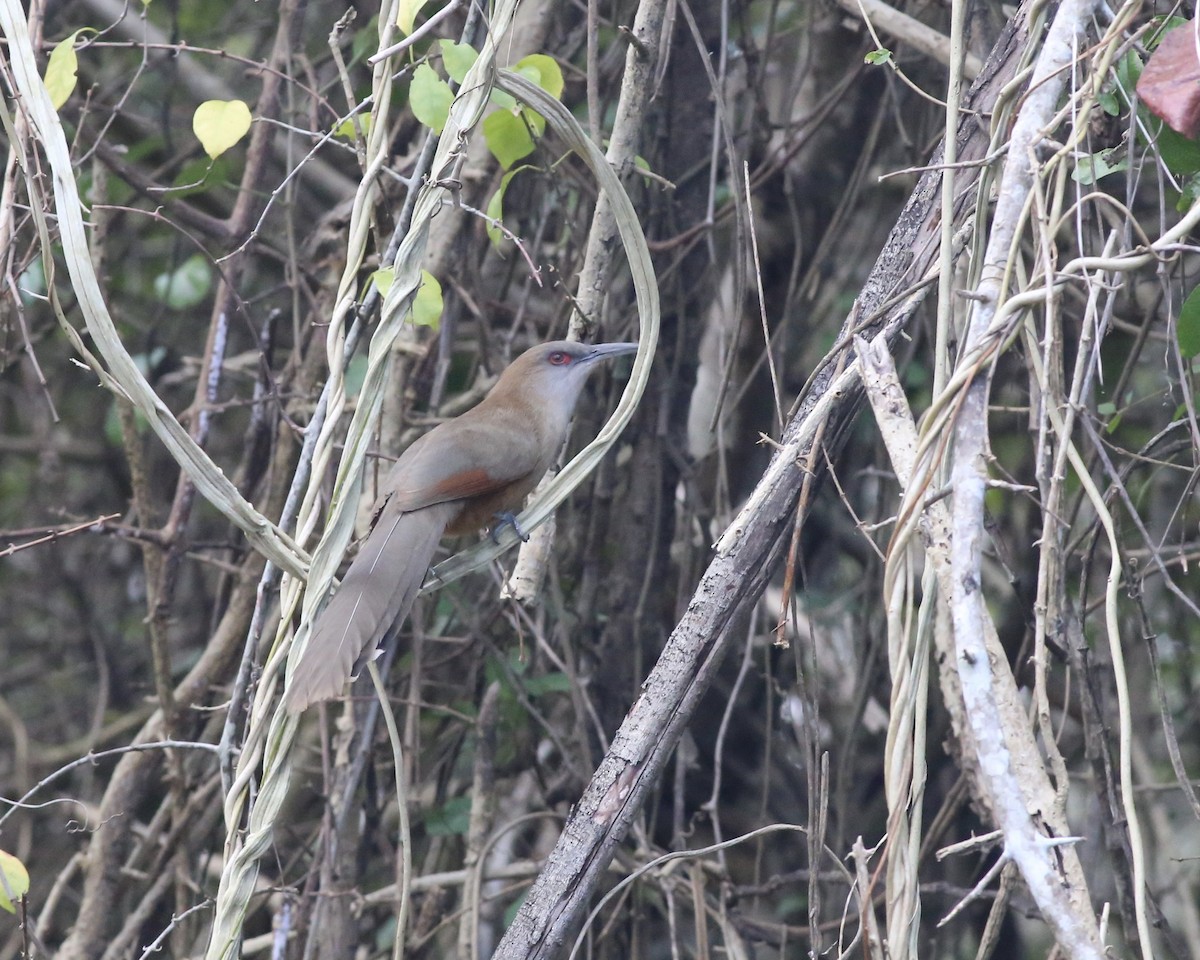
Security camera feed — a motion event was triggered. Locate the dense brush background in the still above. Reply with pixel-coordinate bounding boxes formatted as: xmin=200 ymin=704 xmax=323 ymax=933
xmin=1 ymin=0 xmax=1199 ymax=957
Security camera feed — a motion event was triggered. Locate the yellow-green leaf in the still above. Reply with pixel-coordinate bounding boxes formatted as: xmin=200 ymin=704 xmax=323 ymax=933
xmin=483 ymin=110 xmax=535 ymax=169
xmin=1179 ymin=284 xmax=1200 ymax=358
xmin=192 ymin=100 xmax=252 ymax=160
xmin=370 ymin=268 xmax=395 ymax=296
xmin=514 ymin=54 xmax=563 ymax=99
xmin=491 ymin=88 xmax=518 ymax=111
xmin=0 ymin=850 xmax=30 ymax=913
xmin=333 ymin=113 xmax=372 ymax=141
xmin=409 ymin=63 xmax=453 ymax=134
xmin=485 ymin=168 xmax=524 ymax=248
xmin=441 ymin=41 xmax=478 ymax=84
xmin=396 ymin=0 xmax=432 ymax=35
xmin=482 ymin=53 xmax=562 ymax=166
xmin=44 ymin=30 xmax=87 ymax=110
xmin=488 ymin=56 xmax=561 ymax=113
xmin=411 ymin=271 xmax=443 ymax=328
xmin=169 ymin=154 xmax=230 ymax=199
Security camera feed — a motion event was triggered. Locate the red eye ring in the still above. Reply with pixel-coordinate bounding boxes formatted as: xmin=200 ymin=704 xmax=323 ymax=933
xmin=548 ymin=351 xmax=571 ymax=365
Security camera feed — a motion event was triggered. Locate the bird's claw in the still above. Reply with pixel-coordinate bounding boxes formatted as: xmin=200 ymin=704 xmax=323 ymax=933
xmin=491 ymin=511 xmax=530 ymax=544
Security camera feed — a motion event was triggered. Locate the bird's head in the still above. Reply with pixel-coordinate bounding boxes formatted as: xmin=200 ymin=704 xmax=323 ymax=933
xmin=499 ymin=340 xmax=639 ymax=411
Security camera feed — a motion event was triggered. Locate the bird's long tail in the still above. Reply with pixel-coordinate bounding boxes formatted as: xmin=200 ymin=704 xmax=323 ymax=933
xmin=285 ymin=500 xmax=458 ymax=713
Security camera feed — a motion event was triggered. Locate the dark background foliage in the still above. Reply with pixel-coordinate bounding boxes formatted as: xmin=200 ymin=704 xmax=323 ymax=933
xmin=1 ymin=0 xmax=1198 ymax=957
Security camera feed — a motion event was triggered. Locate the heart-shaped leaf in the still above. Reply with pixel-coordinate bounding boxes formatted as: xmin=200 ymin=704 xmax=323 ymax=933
xmin=514 ymin=54 xmax=563 ymax=99
xmin=396 ymin=0 xmax=432 ymax=35
xmin=484 ymin=110 xmax=536 ymax=169
xmin=370 ymin=268 xmax=395 ymax=296
xmin=441 ymin=41 xmax=478 ymax=83
xmin=0 ymin=850 xmax=30 ymax=913
xmin=332 ymin=112 xmax=372 ymax=141
xmin=371 ymin=268 xmax=440 ymax=327
xmin=44 ymin=29 xmax=89 ymax=110
xmin=409 ymin=63 xmax=453 ymax=134
xmin=483 ymin=54 xmax=564 ymax=168
xmin=192 ymin=100 xmax=252 ymax=160
xmin=411 ymin=270 xmax=443 ymax=328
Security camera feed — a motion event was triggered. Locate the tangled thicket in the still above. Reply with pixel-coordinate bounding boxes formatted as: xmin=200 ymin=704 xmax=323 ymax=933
xmin=2 ymin=0 xmax=1200 ymax=957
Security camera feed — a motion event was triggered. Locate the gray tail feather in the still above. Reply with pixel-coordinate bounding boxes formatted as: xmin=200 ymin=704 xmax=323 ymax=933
xmin=285 ymin=501 xmax=457 ymax=713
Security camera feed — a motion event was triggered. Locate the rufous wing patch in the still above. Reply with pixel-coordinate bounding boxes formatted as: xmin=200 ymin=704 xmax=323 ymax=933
xmin=429 ymin=467 xmax=504 ymax=499
xmin=394 ymin=467 xmax=507 ymax=510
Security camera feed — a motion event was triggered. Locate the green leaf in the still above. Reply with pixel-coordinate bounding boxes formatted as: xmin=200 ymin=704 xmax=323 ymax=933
xmin=344 ymin=353 xmax=369 ymax=397
xmin=153 ymin=253 xmax=212 ymax=309
xmin=1146 ymin=14 xmax=1191 ymax=49
xmin=426 ymin=795 xmax=471 ymax=836
xmin=1073 ymin=147 xmax=1129 ymax=184
xmin=485 ymin=651 xmax=527 ymax=686
xmin=333 ymin=112 xmax=372 ymax=141
xmin=510 ymin=54 xmax=562 ymax=138
xmin=1178 ymin=284 xmax=1200 ymax=358
xmin=132 ymin=346 xmax=169 ymax=377
xmin=409 ymin=63 xmax=453 ymax=134
xmin=1115 ymin=49 xmax=1143 ymax=99
xmin=485 ymin=171 xmax=511 ymax=247
xmin=503 ymin=892 xmax=529 ymax=928
xmin=44 ymin=30 xmax=88 ymax=110
xmin=484 ymin=109 xmax=536 ymax=169
xmin=521 ymin=671 xmax=571 ymax=696
xmin=442 ymin=41 xmax=478 ymax=84
xmin=370 ymin=267 xmax=395 ymax=296
xmin=514 ymin=53 xmax=563 ymax=99
xmin=490 ymin=88 xmax=518 ymax=111
xmin=0 ymin=850 xmax=30 ymax=913
xmin=351 ymin=16 xmax=381 ymax=63
xmin=396 ymin=0 xmax=432 ymax=35
xmin=484 ymin=53 xmax=563 ymax=161
xmin=372 ymin=268 xmax=440 ymax=326
xmin=1103 ymin=49 xmax=1142 ymax=118
xmin=104 ymin=401 xmax=124 ymax=446
xmin=864 ymin=48 xmax=892 ymax=66
xmin=411 ymin=270 xmax=443 ymax=328
xmin=105 ymin=399 xmax=149 ymax=445
xmin=17 ymin=257 xmax=46 ymax=305
xmin=169 ymin=154 xmax=230 ymax=198
xmin=192 ymin=100 xmax=252 ymax=160
xmin=1152 ymin=122 xmax=1200 ymax=176
xmin=1097 ymin=401 xmax=1122 ymax=433
xmin=1178 ymin=173 xmax=1200 ymax=212
xmin=485 ymin=167 xmax=525 ymax=247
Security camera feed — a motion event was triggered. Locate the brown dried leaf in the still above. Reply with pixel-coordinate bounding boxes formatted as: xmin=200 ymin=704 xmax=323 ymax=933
xmin=1137 ymin=24 xmax=1200 ymax=139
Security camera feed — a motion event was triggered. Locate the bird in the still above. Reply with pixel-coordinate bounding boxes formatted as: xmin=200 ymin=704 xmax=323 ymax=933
xmin=285 ymin=339 xmax=639 ymax=713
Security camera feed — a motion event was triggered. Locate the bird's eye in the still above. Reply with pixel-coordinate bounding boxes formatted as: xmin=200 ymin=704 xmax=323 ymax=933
xmin=548 ymin=351 xmax=571 ymax=366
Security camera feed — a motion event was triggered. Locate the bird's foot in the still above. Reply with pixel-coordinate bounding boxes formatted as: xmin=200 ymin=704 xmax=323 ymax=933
xmin=491 ymin=511 xmax=530 ymax=543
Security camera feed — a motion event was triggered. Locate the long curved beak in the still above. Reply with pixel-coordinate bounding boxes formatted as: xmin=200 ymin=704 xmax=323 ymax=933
xmin=581 ymin=342 xmax=639 ymax=364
